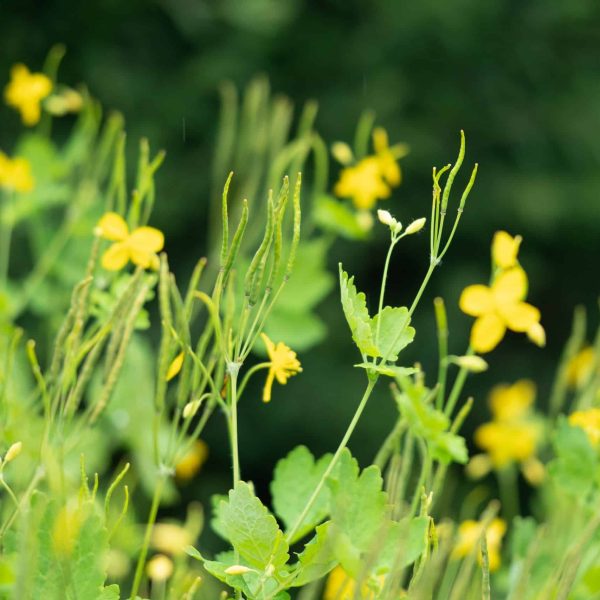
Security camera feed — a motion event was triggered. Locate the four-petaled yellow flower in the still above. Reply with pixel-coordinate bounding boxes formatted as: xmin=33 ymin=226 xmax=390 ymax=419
xmin=0 ymin=152 xmax=34 ymax=193
xmin=492 ymin=230 xmax=522 ymax=269
xmin=95 ymin=212 xmax=164 ymax=271
xmin=460 ymin=265 xmax=543 ymax=353
xmin=452 ymin=518 xmax=506 ymax=572
xmin=261 ymin=333 xmax=302 ymax=403
xmin=569 ymin=408 xmax=600 ymax=447
xmin=334 ymin=127 xmax=406 ymax=211
xmin=4 ymin=64 xmax=52 ymax=126
xmin=474 ymin=380 xmax=542 ymax=469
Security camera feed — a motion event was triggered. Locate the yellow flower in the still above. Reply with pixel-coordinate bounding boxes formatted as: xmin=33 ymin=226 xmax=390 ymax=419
xmin=492 ymin=230 xmax=522 ymax=269
xmin=323 ymin=566 xmax=384 ymax=600
xmin=4 ymin=63 xmax=52 ymax=126
xmin=152 ymin=522 xmax=193 ymax=556
xmin=488 ymin=380 xmax=535 ymax=422
xmin=372 ymin=127 xmax=408 ymax=187
xmin=95 ymin=212 xmax=164 ymax=271
xmin=569 ymin=408 xmax=600 ymax=447
xmin=474 ymin=380 xmax=541 ymax=469
xmin=452 ymin=518 xmax=506 ymax=572
xmin=0 ymin=152 xmax=34 ymax=192
xmin=166 ymin=352 xmax=184 ymax=381
xmin=459 ymin=266 xmax=542 ymax=353
xmin=175 ymin=440 xmax=208 ymax=481
xmin=334 ymin=157 xmax=391 ymax=210
xmin=261 ymin=333 xmax=302 ymax=402
xmin=566 ymin=346 xmax=596 ymax=389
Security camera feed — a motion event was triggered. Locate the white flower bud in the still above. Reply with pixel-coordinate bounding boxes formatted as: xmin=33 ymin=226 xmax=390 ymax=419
xmin=405 ymin=217 xmax=427 ymax=235
xmin=224 ymin=565 xmax=253 ymax=575
xmin=331 ymin=141 xmax=354 ymax=165
xmin=452 ymin=355 xmax=488 ymax=373
xmin=183 ymin=399 xmax=202 ymax=419
xmin=377 ymin=209 xmax=393 ymax=225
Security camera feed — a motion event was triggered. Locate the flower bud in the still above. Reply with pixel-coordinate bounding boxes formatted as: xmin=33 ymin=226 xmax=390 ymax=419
xmin=146 ymin=554 xmax=173 ymax=581
xmin=377 ymin=209 xmax=393 ymax=225
xmin=331 ymin=142 xmax=354 ymax=165
xmin=452 ymin=355 xmax=488 ymax=373
xmin=4 ymin=441 xmax=22 ymax=463
xmin=405 ymin=217 xmax=426 ymax=235
xmin=224 ymin=565 xmax=253 ymax=575
xmin=183 ymin=399 xmax=202 ymax=419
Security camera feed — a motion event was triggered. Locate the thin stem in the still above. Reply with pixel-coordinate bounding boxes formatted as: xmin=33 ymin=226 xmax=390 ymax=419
xmin=0 ymin=476 xmax=20 ymax=508
xmin=285 ymin=377 xmax=378 ymax=543
xmin=497 ymin=465 xmax=519 ymax=523
xmin=373 ymin=418 xmax=407 ymax=470
xmin=444 ymin=346 xmax=473 ymax=417
xmin=409 ymin=439 xmax=431 ymax=518
xmin=375 ymin=236 xmax=398 ymax=348
xmin=130 ymin=476 xmax=167 ymax=599
xmin=237 ymin=362 xmax=271 ymax=400
xmin=229 ymin=365 xmax=241 ymax=486
xmin=434 ymin=298 xmax=449 ymax=410
xmin=0 ymin=191 xmax=14 ymax=287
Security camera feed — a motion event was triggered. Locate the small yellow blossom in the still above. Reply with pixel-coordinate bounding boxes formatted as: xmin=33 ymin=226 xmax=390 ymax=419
xmin=492 ymin=231 xmax=522 ymax=269
xmin=569 ymin=408 xmax=600 ymax=447
xmin=334 ymin=157 xmax=391 ymax=210
xmin=95 ymin=212 xmax=164 ymax=271
xmin=459 ymin=266 xmax=542 ymax=353
xmin=474 ymin=380 xmax=541 ymax=469
xmin=323 ymin=566 xmax=384 ymax=600
xmin=4 ymin=64 xmax=52 ymax=126
xmin=261 ymin=333 xmax=302 ymax=402
xmin=372 ymin=127 xmax=408 ymax=187
xmin=175 ymin=440 xmax=208 ymax=481
xmin=566 ymin=347 xmax=596 ymax=389
xmin=0 ymin=152 xmax=34 ymax=193
xmin=146 ymin=554 xmax=173 ymax=582
xmin=3 ymin=441 xmax=22 ymax=463
xmin=488 ymin=380 xmax=535 ymax=422
xmin=452 ymin=518 xmax=506 ymax=572
xmin=152 ymin=522 xmax=193 ymax=556
xmin=166 ymin=352 xmax=184 ymax=381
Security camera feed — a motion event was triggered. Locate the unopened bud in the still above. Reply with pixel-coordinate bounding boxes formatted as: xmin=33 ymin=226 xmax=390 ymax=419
xmin=466 ymin=454 xmax=493 ymax=479
xmin=452 ymin=355 xmax=488 ymax=373
xmin=356 ymin=210 xmax=374 ymax=232
xmin=224 ymin=565 xmax=253 ymax=575
xmin=331 ymin=141 xmax=354 ymax=165
xmin=146 ymin=554 xmax=173 ymax=581
xmin=4 ymin=441 xmax=22 ymax=463
xmin=183 ymin=399 xmax=202 ymax=419
xmin=377 ymin=209 xmax=393 ymax=225
xmin=405 ymin=217 xmax=426 ymax=235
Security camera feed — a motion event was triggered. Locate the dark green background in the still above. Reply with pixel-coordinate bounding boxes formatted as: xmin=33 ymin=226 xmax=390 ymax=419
xmin=2 ymin=0 xmax=599 ymax=503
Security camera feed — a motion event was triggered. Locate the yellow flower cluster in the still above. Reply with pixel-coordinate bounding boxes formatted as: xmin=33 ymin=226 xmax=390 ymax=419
xmin=95 ymin=212 xmax=164 ymax=271
xmin=569 ymin=408 xmax=600 ymax=447
xmin=261 ymin=333 xmax=302 ymax=402
xmin=323 ymin=566 xmax=384 ymax=600
xmin=0 ymin=152 xmax=34 ymax=193
xmin=334 ymin=128 xmax=408 ymax=210
xmin=4 ymin=64 xmax=52 ymax=126
xmin=473 ymin=380 xmax=543 ymax=477
xmin=460 ymin=231 xmax=545 ymax=353
xmin=452 ymin=518 xmax=506 ymax=572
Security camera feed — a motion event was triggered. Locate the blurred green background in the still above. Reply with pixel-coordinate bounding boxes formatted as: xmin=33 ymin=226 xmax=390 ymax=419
xmin=2 ymin=0 xmax=599 ymax=506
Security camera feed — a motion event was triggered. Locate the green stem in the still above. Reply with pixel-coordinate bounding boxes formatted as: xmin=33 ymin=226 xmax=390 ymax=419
xmin=130 ymin=476 xmax=166 ymax=599
xmin=0 ymin=476 xmax=19 ymax=508
xmin=228 ymin=364 xmax=241 ymax=486
xmin=497 ymin=465 xmax=519 ymax=523
xmin=237 ymin=362 xmax=271 ymax=399
xmin=375 ymin=236 xmax=398 ymax=348
xmin=444 ymin=346 xmax=473 ymax=417
xmin=285 ymin=377 xmax=378 ymax=544
xmin=373 ymin=418 xmax=406 ymax=470
xmin=434 ymin=298 xmax=449 ymax=410
xmin=0 ymin=191 xmax=14 ymax=287
xmin=409 ymin=439 xmax=431 ymax=518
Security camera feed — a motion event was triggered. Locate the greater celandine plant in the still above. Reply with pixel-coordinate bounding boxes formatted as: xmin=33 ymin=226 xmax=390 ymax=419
xmin=0 ymin=51 xmax=600 ymax=600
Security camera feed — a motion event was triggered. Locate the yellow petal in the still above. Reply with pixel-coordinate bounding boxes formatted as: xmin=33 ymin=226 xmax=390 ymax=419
xmin=101 ymin=242 xmax=130 ymax=271
xmin=492 ymin=231 xmax=521 ymax=269
xmin=372 ymin=127 xmax=390 ymax=154
xmin=499 ymin=302 xmax=540 ymax=332
xmin=459 ymin=285 xmax=494 ymax=317
xmin=470 ymin=313 xmax=506 ymax=353
xmin=492 ymin=267 xmax=528 ymax=306
xmin=166 ymin=352 xmax=184 ymax=382
xmin=97 ymin=212 xmax=129 ymax=241
xmin=129 ymin=226 xmax=165 ymax=254
xmin=527 ymin=322 xmax=546 ymax=347
xmin=261 ymin=333 xmax=276 ymax=360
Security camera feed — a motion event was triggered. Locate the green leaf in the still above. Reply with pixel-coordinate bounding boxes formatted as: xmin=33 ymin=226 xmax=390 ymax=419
xmin=271 ymin=446 xmax=333 ymax=543
xmin=263 ymin=309 xmax=326 ymax=351
xmin=221 ymin=482 xmax=289 ymax=570
xmin=327 ymin=450 xmax=387 ymax=552
xmin=370 ymin=306 xmax=415 ymax=361
xmin=339 ymin=267 xmax=378 ymax=356
xmin=313 ymin=194 xmax=369 ymax=240
xmin=548 ymin=419 xmax=597 ymax=496
xmin=372 ymin=517 xmax=429 ymax=573
xmin=292 ymin=522 xmax=337 ymax=587
xmin=211 ymin=494 xmax=229 ymax=540
xmin=98 ymin=584 xmax=121 ymax=600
